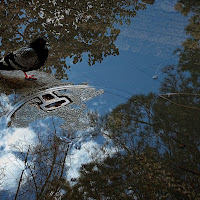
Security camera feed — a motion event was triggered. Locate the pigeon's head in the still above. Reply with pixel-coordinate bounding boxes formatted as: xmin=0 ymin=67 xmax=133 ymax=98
xmin=30 ymin=38 xmax=48 ymax=51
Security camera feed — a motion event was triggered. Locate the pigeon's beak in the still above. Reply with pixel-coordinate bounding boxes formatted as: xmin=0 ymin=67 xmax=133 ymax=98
xmin=46 ymin=42 xmax=50 ymax=45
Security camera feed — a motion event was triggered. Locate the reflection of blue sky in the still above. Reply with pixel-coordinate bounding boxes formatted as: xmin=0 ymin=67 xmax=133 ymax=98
xmin=67 ymin=0 xmax=189 ymax=113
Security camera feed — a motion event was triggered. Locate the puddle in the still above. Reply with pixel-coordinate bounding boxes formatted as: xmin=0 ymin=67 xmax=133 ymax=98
xmin=0 ymin=0 xmax=199 ymax=199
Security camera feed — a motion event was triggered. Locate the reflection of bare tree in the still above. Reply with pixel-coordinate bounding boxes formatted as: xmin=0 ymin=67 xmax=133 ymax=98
xmin=0 ymin=0 xmax=147 ymax=79
xmin=11 ymin=127 xmax=72 ymax=200
xmin=0 ymin=168 xmax=4 ymax=192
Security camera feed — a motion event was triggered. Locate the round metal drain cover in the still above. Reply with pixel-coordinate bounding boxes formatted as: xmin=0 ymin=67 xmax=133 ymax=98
xmin=5 ymin=84 xmax=104 ymax=130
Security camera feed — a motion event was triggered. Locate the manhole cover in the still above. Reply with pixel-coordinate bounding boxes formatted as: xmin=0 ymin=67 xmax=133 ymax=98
xmin=5 ymin=84 xmax=104 ymax=130
xmin=38 ymin=92 xmax=72 ymax=111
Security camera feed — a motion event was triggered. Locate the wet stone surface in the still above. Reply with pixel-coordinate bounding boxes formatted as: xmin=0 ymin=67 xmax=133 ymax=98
xmin=0 ymin=70 xmax=103 ymax=130
xmin=0 ymin=70 xmax=68 ymax=95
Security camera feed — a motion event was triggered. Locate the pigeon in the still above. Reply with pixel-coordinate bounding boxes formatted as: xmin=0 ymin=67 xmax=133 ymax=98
xmin=0 ymin=38 xmax=49 ymax=80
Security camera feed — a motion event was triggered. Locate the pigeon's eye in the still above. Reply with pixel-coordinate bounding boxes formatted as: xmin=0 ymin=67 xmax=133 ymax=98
xmin=40 ymin=41 xmax=43 ymax=44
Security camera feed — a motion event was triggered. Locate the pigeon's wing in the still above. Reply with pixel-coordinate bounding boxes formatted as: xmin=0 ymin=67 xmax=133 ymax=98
xmin=12 ymin=47 xmax=40 ymax=71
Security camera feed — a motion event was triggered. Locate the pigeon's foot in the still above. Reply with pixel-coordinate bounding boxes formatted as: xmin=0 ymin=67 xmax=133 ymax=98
xmin=24 ymin=72 xmax=37 ymax=80
xmin=25 ymin=75 xmax=37 ymax=80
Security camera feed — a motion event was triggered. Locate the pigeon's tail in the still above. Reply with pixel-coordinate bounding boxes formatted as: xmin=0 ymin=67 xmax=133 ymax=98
xmin=0 ymin=61 xmax=9 ymax=70
xmin=0 ymin=59 xmax=15 ymax=71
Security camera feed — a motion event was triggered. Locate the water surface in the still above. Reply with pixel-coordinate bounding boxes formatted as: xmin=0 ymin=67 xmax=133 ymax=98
xmin=0 ymin=0 xmax=199 ymax=199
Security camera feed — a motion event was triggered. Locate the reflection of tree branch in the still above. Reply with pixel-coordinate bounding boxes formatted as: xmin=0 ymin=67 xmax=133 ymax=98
xmin=26 ymin=162 xmax=39 ymax=199
xmin=13 ymin=146 xmax=39 ymax=197
xmin=134 ymin=119 xmax=154 ymax=127
xmin=102 ymin=130 xmax=130 ymax=153
xmin=16 ymin=30 xmax=24 ymax=38
xmin=14 ymin=147 xmax=30 ymax=200
xmin=159 ymin=95 xmax=200 ymax=111
xmin=51 ymin=143 xmax=70 ymax=199
xmin=178 ymin=165 xmax=200 ymax=176
xmin=38 ymin=139 xmax=58 ymax=198
xmin=159 ymin=92 xmax=200 ymax=96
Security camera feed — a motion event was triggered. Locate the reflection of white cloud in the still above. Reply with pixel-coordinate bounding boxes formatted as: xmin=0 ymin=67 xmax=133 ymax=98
xmin=0 ymin=153 xmax=24 ymax=191
xmin=0 ymin=94 xmax=14 ymax=113
xmin=66 ymin=140 xmax=116 ymax=182
xmin=0 ymin=126 xmax=36 ymax=192
xmin=66 ymin=141 xmax=99 ymax=180
xmin=5 ymin=128 xmax=36 ymax=152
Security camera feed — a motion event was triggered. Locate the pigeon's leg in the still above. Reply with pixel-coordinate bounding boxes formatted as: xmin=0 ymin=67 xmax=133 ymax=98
xmin=24 ymin=72 xmax=37 ymax=80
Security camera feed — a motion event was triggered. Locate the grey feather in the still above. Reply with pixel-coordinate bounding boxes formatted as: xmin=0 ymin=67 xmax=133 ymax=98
xmin=12 ymin=47 xmax=40 ymax=71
